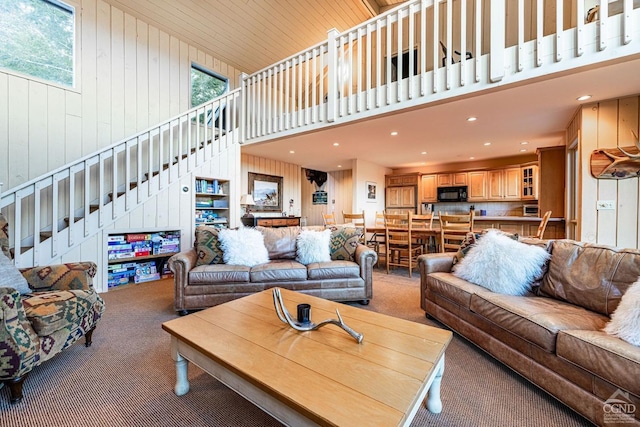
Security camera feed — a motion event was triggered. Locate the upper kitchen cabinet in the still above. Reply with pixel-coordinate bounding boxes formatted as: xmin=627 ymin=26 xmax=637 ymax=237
xmin=488 ymin=167 xmax=521 ymax=200
xmin=521 ymin=165 xmax=539 ymax=200
xmin=386 ymin=173 xmax=420 ymax=187
xmin=467 ymin=171 xmax=487 ymax=201
xmin=437 ymin=173 xmax=467 ymax=187
xmin=421 ymin=174 xmax=437 ymax=202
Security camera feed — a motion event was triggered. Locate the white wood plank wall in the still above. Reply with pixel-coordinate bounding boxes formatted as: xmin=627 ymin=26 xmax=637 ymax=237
xmin=578 ymin=94 xmax=640 ymax=248
xmin=0 ymin=0 xmax=243 ymax=193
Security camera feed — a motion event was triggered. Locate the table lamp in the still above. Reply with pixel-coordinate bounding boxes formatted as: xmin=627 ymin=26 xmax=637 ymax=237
xmin=240 ymin=194 xmax=255 ymax=218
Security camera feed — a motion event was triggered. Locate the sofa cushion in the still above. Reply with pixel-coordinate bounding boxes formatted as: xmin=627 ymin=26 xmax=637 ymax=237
xmin=257 ymin=226 xmax=300 ymax=260
xmin=194 ymin=226 xmax=225 ymax=266
xmin=426 ymin=272 xmax=494 ymax=309
xmin=307 ymin=260 xmax=360 ymax=280
xmin=539 ymin=240 xmax=640 ymax=316
xmin=250 ymin=260 xmax=307 ymax=282
xmin=328 ymin=226 xmax=360 ymax=261
xmin=557 ymin=330 xmax=640 ymax=397
xmin=189 ymin=264 xmax=250 ymax=284
xmin=470 ymin=292 xmax=609 ymax=352
xmin=22 ymin=289 xmax=99 ymax=336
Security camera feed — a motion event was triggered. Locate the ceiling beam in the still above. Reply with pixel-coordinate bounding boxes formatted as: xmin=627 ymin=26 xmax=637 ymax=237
xmin=359 ymin=0 xmax=380 ymax=18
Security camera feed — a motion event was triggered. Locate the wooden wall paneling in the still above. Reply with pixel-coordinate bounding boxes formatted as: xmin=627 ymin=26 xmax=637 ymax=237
xmin=0 ymin=74 xmax=7 ymax=189
xmin=580 ymin=104 xmax=598 ymax=243
xmin=616 ymin=96 xmax=639 ymax=248
xmin=179 ymin=41 xmax=190 ymax=113
xmin=124 ymin=13 xmax=138 ymax=137
xmin=96 ymin=0 xmax=112 ymax=150
xmin=155 ymin=187 xmax=169 ymax=228
xmin=596 ymin=99 xmax=619 ymax=246
xmin=158 ymin=32 xmax=171 ymax=122
xmin=28 ymin=82 xmax=48 ymax=180
xmin=8 ymin=76 xmax=29 ymax=189
xmin=128 ymin=203 xmax=144 ymax=229
xmin=142 ymin=196 xmax=157 ymax=226
xmin=136 ymin=20 xmax=149 ymax=131
xmin=169 ymin=36 xmax=181 ymax=117
xmin=111 ymin=7 xmax=125 ymax=142
xmin=82 ymin=0 xmax=98 ymax=156
xmin=148 ymin=25 xmax=160 ymax=128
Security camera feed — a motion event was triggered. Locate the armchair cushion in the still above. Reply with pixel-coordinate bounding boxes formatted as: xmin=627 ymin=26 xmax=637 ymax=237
xmin=19 ymin=262 xmax=96 ymax=292
xmin=23 ymin=289 xmax=101 ymax=336
xmin=0 ymin=251 xmax=31 ymax=295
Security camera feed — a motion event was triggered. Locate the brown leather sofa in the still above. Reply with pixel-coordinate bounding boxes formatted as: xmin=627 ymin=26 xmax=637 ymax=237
xmin=169 ymin=226 xmax=376 ymax=314
xmin=418 ymin=238 xmax=640 ymax=426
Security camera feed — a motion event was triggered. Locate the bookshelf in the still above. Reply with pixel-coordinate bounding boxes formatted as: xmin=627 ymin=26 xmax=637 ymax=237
xmin=104 ymin=229 xmax=181 ymax=289
xmin=195 ymin=177 xmax=229 ymax=229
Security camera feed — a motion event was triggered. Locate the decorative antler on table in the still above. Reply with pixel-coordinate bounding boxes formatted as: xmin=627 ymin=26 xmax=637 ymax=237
xmin=272 ymin=288 xmax=363 ymax=343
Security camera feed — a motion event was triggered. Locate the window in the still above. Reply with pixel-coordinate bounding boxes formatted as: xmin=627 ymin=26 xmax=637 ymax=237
xmin=0 ymin=0 xmax=75 ymax=87
xmin=190 ymin=64 xmax=228 ymax=107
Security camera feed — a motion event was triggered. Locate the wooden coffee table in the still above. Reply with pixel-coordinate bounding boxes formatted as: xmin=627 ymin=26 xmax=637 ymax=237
xmin=162 ymin=289 xmax=452 ymax=426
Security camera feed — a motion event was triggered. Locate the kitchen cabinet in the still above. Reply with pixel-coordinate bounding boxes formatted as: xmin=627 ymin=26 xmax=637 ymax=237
xmin=474 ymin=218 xmax=565 ymax=239
xmin=386 ymin=174 xmax=419 ymax=187
xmin=437 ymin=173 xmax=467 ymax=187
xmin=537 ymin=147 xmax=565 ymax=218
xmin=467 ymin=171 xmax=487 ymax=201
xmin=386 ymin=186 xmax=416 ymax=209
xmin=421 ymin=174 xmax=437 ymax=202
xmin=488 ymin=167 xmax=521 ymax=200
xmin=521 ymin=165 xmax=539 ymax=200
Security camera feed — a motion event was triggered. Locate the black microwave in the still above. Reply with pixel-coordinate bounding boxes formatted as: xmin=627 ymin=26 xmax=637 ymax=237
xmin=437 ymin=186 xmax=468 ymax=202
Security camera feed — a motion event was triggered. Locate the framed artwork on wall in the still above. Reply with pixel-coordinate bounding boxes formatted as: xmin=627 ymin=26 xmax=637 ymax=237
xmin=366 ymin=181 xmax=377 ymax=202
xmin=249 ymin=172 xmax=283 ymax=212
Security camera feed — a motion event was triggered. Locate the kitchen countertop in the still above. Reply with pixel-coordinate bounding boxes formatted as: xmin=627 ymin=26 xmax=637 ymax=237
xmin=472 ymin=216 xmax=564 ymax=222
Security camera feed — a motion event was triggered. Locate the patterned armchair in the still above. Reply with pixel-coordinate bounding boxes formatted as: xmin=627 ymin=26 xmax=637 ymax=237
xmin=0 ymin=213 xmax=105 ymax=403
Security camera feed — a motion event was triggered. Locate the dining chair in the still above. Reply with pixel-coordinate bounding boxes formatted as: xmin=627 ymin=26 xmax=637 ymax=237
xmin=366 ymin=211 xmax=386 ymax=267
xmin=535 ymin=210 xmax=552 ymax=239
xmin=342 ymin=210 xmax=367 ymax=244
xmin=411 ymin=213 xmax=435 ymax=253
xmin=384 ymin=211 xmax=422 ymax=278
xmin=322 ymin=212 xmax=336 ymax=226
xmin=439 ymin=210 xmax=474 ymax=253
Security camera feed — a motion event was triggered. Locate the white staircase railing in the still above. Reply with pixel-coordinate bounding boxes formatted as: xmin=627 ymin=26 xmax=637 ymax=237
xmin=2 ymin=0 xmax=639 ymax=267
xmin=1 ymin=90 xmax=241 ymax=267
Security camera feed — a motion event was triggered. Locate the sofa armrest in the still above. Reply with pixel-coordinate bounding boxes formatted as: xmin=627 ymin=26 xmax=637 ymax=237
xmin=19 ymin=262 xmax=97 ymax=292
xmin=0 ymin=288 xmax=39 ymax=379
xmin=168 ymin=249 xmax=198 ymax=311
xmin=355 ymin=244 xmax=377 ymax=300
xmin=418 ymin=253 xmax=455 ymax=312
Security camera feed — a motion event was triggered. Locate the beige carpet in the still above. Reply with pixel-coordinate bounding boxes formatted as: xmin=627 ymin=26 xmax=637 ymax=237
xmin=0 ymin=269 xmax=590 ymax=426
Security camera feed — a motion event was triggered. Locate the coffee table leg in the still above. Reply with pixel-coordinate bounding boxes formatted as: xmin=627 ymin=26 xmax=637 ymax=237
xmin=174 ymin=353 xmax=190 ymax=396
xmin=426 ymin=356 xmax=445 ymax=413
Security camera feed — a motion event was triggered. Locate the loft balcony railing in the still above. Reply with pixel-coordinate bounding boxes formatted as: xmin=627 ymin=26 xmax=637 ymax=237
xmin=1 ymin=0 xmax=639 ymax=268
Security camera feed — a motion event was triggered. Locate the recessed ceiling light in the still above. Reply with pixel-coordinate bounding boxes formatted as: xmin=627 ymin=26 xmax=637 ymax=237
xmin=467 ymin=117 xmax=477 ymax=122
xmin=576 ymin=95 xmax=592 ymax=101
xmin=390 ymin=131 xmax=398 ymax=136
xmin=289 ymin=150 xmax=295 ymax=154
xmin=469 ymin=156 xmax=475 ymax=160
xmin=337 ymin=165 xmax=342 ymax=168
xmin=520 ymin=141 xmax=529 ymax=145
xmin=333 ymin=142 xmax=340 ymax=146
xmin=421 ymin=151 xmax=427 ymax=155
xmin=520 ymin=149 xmax=527 ymax=152
xmin=483 ymin=142 xmax=491 ymax=146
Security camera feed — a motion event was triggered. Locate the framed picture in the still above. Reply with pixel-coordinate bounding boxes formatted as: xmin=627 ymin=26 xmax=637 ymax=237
xmin=366 ymin=181 xmax=377 ymax=202
xmin=249 ymin=172 xmax=283 ymax=212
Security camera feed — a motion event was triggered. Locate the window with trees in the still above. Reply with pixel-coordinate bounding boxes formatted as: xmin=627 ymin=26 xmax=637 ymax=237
xmin=0 ymin=0 xmax=75 ymax=87
xmin=191 ymin=64 xmax=228 ymax=107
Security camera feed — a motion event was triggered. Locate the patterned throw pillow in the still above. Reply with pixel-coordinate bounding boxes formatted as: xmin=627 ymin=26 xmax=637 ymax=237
xmin=329 ymin=226 xmax=361 ymax=261
xmin=195 ymin=226 xmax=225 ymax=266
xmin=0 ymin=213 xmax=10 ymax=259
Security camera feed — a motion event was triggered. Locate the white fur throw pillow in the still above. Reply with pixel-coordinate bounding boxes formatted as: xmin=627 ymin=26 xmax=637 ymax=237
xmin=453 ymin=229 xmax=550 ymax=296
xmin=296 ymin=229 xmax=331 ymax=265
xmin=604 ymin=278 xmax=640 ymax=346
xmin=218 ymin=228 xmax=269 ymax=267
